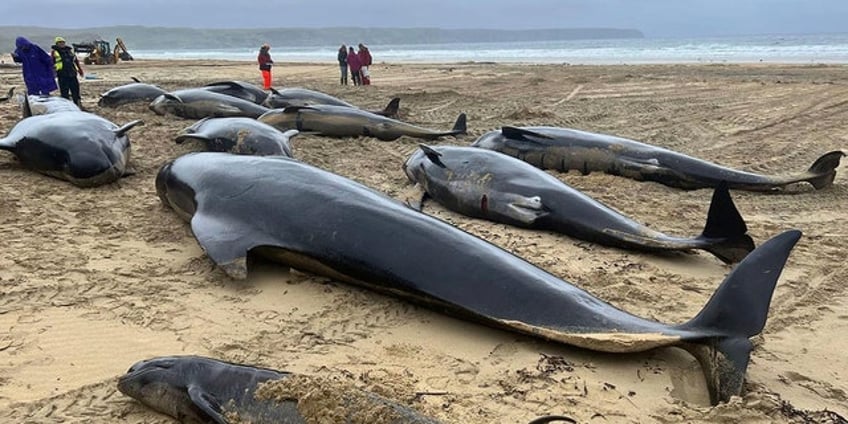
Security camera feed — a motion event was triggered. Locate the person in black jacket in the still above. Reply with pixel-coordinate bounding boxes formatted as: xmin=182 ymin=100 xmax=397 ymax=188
xmin=50 ymin=36 xmax=84 ymax=106
xmin=337 ymin=44 xmax=348 ymax=85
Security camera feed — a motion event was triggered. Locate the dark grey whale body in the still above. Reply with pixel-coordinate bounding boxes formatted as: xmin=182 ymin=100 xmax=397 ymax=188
xmin=118 ymin=356 xmax=440 ymax=424
xmin=202 ymin=80 xmax=270 ymax=105
xmin=156 ymin=152 xmax=802 ymax=404
xmin=0 ymin=104 xmax=142 ymax=187
xmin=19 ymin=94 xmax=80 ymax=115
xmin=472 ymin=126 xmax=845 ymax=191
xmin=176 ymin=117 xmax=297 ymax=157
xmin=403 ymin=145 xmax=754 ymax=263
xmin=258 ymin=105 xmax=465 ymax=141
xmin=264 ymin=87 xmax=400 ymax=117
xmin=98 ymin=81 xmax=167 ymax=107
xmin=150 ymin=89 xmax=270 ymax=119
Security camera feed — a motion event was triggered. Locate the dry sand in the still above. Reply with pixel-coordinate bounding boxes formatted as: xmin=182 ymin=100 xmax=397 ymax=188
xmin=0 ymin=59 xmax=846 ymax=423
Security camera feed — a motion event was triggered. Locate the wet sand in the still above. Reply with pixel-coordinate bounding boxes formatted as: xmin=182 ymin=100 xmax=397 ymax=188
xmin=0 ymin=59 xmax=846 ymax=423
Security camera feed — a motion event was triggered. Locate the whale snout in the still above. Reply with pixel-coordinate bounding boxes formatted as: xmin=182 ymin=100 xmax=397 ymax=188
xmin=402 ymin=149 xmax=426 ymax=183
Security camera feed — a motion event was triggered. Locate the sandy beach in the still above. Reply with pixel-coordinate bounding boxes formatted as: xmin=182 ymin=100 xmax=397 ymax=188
xmin=0 ymin=59 xmax=846 ymax=423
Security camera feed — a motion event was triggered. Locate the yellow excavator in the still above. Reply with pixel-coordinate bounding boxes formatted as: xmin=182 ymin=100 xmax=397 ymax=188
xmin=73 ymin=38 xmax=134 ymax=65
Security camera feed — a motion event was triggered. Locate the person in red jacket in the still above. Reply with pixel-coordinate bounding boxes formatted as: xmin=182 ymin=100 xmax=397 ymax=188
xmin=358 ymin=43 xmax=372 ymax=85
xmin=257 ymin=43 xmax=274 ymax=89
xmin=346 ymin=46 xmax=362 ymax=86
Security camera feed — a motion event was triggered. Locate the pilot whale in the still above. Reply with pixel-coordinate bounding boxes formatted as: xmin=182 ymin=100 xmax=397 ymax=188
xmin=156 ymin=152 xmax=802 ymax=404
xmin=472 ymin=126 xmax=845 ymax=191
xmin=403 ymin=145 xmax=754 ymax=263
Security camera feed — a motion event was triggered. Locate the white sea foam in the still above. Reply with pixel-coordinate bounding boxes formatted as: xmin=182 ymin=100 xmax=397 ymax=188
xmin=131 ymin=33 xmax=848 ymax=64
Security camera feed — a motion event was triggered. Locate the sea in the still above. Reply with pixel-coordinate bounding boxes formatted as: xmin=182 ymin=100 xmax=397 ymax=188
xmin=130 ymin=33 xmax=848 ymax=64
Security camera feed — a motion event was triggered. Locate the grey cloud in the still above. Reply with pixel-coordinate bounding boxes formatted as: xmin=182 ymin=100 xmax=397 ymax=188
xmin=1 ymin=0 xmax=846 ymax=37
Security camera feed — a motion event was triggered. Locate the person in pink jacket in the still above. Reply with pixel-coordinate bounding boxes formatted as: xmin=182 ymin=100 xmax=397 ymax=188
xmin=346 ymin=46 xmax=362 ymax=86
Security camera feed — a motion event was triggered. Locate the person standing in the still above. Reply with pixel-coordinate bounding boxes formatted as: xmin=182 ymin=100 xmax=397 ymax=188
xmin=11 ymin=36 xmax=57 ymax=96
xmin=337 ymin=44 xmax=348 ymax=85
xmin=258 ymin=43 xmax=274 ymax=90
xmin=358 ymin=43 xmax=372 ymax=86
xmin=347 ymin=46 xmax=362 ymax=86
xmin=51 ymin=36 xmax=84 ymax=106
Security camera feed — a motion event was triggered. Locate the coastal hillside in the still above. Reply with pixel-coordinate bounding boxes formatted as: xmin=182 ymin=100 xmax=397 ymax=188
xmin=0 ymin=25 xmax=643 ymax=51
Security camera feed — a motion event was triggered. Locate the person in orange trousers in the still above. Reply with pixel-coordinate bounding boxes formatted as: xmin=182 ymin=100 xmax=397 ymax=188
xmin=257 ymin=43 xmax=274 ymax=89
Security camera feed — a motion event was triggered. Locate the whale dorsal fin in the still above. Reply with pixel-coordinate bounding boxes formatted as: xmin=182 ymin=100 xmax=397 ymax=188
xmin=501 ymin=126 xmax=554 ymax=141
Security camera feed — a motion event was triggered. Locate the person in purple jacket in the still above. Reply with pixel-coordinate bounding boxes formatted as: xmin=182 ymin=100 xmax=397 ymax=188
xmin=11 ymin=36 xmax=58 ymax=96
xmin=346 ymin=46 xmax=362 ymax=86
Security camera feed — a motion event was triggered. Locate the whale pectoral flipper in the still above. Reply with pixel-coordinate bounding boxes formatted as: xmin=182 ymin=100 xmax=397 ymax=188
xmin=175 ymin=134 xmax=211 ymax=145
xmin=501 ymin=126 xmax=554 ymax=142
xmin=678 ymin=229 xmax=802 ymax=403
xmin=163 ymin=93 xmax=183 ymax=103
xmin=190 ymin=211 xmax=266 ymax=280
xmin=419 ymin=144 xmax=446 ymax=168
xmin=0 ymin=136 xmax=16 ymax=152
xmin=400 ymin=183 xmax=429 ymax=211
xmin=114 ymin=120 xmax=145 ymax=138
xmin=0 ymin=87 xmax=14 ymax=102
xmin=187 ymin=385 xmax=228 ymax=424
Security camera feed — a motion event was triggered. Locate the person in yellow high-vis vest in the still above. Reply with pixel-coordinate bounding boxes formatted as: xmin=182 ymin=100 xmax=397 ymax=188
xmin=50 ymin=36 xmax=84 ymax=106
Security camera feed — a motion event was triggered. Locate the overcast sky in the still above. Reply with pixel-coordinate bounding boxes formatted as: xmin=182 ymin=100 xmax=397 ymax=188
xmin=1 ymin=0 xmax=846 ymax=38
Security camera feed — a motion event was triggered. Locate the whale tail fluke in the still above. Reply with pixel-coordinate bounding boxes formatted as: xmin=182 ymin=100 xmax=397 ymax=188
xmin=678 ymin=229 xmax=801 ymax=404
xmin=698 ymin=181 xmax=755 ymax=263
xmin=805 ymin=150 xmax=845 ymax=189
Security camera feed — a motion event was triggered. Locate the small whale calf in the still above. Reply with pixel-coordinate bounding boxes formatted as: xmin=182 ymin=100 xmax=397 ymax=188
xmin=118 ymin=355 xmax=441 ymax=423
